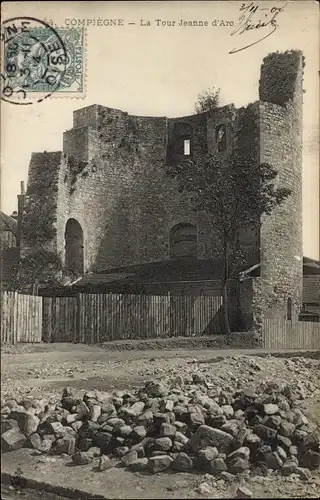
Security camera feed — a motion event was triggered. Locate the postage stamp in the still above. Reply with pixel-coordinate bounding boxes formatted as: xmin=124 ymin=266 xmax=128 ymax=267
xmin=1 ymin=16 xmax=85 ymax=104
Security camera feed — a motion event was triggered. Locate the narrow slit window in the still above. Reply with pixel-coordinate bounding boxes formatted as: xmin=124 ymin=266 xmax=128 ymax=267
xmin=184 ymin=139 xmax=191 ymax=156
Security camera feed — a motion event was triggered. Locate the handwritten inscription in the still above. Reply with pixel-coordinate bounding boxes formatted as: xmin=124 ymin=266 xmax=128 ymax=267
xmin=230 ymin=2 xmax=288 ymax=54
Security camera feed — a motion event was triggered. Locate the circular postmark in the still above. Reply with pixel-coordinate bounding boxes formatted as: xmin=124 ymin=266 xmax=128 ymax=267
xmin=1 ymin=17 xmax=68 ymax=104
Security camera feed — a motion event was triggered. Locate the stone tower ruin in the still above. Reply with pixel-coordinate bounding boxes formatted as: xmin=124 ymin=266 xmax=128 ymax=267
xmin=21 ymin=50 xmax=304 ymax=331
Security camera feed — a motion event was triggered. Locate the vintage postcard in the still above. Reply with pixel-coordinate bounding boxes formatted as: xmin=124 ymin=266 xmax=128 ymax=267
xmin=1 ymin=1 xmax=319 ymax=498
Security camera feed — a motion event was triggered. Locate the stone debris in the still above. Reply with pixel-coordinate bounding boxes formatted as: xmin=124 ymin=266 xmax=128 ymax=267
xmin=1 ymin=426 xmax=27 ymax=451
xmin=98 ymin=455 xmax=113 ymax=471
xmin=220 ymin=471 xmax=236 ymax=482
xmin=148 ymin=455 xmax=173 ymax=473
xmin=128 ymin=457 xmax=148 ymax=471
xmin=236 ymin=486 xmax=253 ymax=498
xmin=1 ymin=361 xmax=319 ymax=481
xmin=197 ymin=482 xmax=214 ymax=495
xmin=72 ymin=451 xmax=93 ymax=465
xmin=172 ymin=452 xmax=193 ymax=472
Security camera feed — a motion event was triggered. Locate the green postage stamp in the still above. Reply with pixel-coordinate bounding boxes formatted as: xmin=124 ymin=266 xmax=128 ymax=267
xmin=1 ymin=17 xmax=85 ymax=103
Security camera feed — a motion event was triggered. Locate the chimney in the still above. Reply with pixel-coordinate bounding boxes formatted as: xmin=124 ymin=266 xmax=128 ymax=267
xmin=17 ymin=181 xmax=26 ymax=249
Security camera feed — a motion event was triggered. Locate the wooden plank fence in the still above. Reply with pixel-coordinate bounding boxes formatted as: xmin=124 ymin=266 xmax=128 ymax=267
xmin=1 ymin=291 xmax=42 ymax=344
xmin=2 ymin=290 xmax=320 ymax=348
xmin=43 ymin=293 xmax=223 ymax=343
xmin=263 ymin=318 xmax=320 ymax=349
xmin=42 ymin=296 xmax=78 ymax=343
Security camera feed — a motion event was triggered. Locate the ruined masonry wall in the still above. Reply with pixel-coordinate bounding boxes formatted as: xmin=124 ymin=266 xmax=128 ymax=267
xmin=60 ymin=107 xmax=208 ymax=272
xmin=23 ymin=96 xmax=260 ymax=274
xmin=58 ymin=104 xmax=249 ymax=272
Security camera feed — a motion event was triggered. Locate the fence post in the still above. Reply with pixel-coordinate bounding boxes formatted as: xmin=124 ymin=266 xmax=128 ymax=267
xmin=75 ymin=293 xmax=80 ymax=343
xmin=13 ymin=291 xmax=18 ymax=345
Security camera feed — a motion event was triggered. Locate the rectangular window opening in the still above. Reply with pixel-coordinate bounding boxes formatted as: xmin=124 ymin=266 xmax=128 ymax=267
xmin=184 ymin=139 xmax=191 ymax=156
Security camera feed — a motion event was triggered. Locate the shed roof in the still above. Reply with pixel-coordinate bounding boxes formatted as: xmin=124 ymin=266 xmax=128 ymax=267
xmin=303 ymin=256 xmax=320 ymax=275
xmin=240 ymin=257 xmax=320 ymax=279
xmin=0 ymin=211 xmax=17 ymax=235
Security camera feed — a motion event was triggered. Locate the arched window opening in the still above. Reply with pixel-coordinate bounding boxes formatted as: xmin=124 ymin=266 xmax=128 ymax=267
xmin=170 ymin=223 xmax=197 ymax=259
xmin=215 ymin=124 xmax=227 ymax=152
xmin=65 ymin=218 xmax=84 ymax=276
xmin=287 ymin=297 xmax=292 ymax=321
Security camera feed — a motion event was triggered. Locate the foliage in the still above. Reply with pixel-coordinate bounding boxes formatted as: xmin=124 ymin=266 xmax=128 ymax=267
xmin=259 ymin=50 xmax=304 ymax=106
xmin=22 ymin=200 xmax=57 ymax=246
xmin=167 ymin=152 xmax=291 ymax=249
xmin=27 ymin=175 xmax=56 ymax=194
xmin=166 ymin=151 xmax=291 ymax=333
xmin=195 ymin=87 xmax=220 ymax=114
xmin=7 ymin=248 xmax=64 ymax=294
xmin=68 ymin=156 xmax=88 ymax=185
xmin=17 ymin=185 xmax=62 ymax=291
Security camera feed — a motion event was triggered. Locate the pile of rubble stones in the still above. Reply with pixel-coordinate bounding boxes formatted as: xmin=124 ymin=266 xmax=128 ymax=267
xmin=140 ymin=355 xmax=319 ymax=403
xmin=1 ymin=373 xmax=320 ymax=479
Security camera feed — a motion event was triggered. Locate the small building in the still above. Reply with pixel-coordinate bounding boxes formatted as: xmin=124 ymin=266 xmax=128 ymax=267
xmin=64 ymin=259 xmax=254 ymax=332
xmin=239 ymin=258 xmax=320 ymax=323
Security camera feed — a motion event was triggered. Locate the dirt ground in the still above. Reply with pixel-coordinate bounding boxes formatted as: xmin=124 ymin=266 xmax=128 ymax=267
xmin=0 ymin=343 xmax=291 ymax=401
xmin=1 ymin=343 xmax=320 ymax=499
xmin=1 ymin=484 xmax=72 ymax=500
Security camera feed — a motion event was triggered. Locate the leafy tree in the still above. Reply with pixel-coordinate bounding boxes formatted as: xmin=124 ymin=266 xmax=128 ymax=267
xmin=9 ymin=182 xmax=65 ymax=294
xmin=8 ymin=248 xmax=64 ymax=295
xmin=195 ymin=87 xmax=220 ymax=114
xmin=166 ymin=151 xmax=291 ymax=334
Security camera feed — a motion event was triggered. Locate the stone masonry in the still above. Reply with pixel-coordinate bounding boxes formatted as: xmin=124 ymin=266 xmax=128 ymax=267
xmin=20 ymin=51 xmax=304 ymax=334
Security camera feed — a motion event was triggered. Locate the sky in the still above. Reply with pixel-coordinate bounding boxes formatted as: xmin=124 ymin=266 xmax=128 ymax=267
xmin=1 ymin=1 xmax=319 ymax=259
